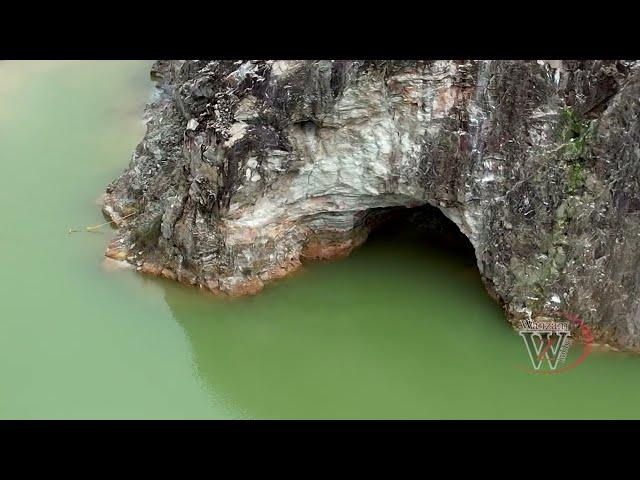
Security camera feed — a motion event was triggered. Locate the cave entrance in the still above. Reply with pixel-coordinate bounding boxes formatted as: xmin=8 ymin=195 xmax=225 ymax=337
xmin=361 ymin=204 xmax=478 ymax=271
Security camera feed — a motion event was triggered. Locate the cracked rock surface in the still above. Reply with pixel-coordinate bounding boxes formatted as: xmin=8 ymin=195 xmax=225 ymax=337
xmin=104 ymin=60 xmax=640 ymax=350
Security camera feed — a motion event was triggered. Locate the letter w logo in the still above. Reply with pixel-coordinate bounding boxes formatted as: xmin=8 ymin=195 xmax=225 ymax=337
xmin=519 ymin=331 xmax=571 ymax=370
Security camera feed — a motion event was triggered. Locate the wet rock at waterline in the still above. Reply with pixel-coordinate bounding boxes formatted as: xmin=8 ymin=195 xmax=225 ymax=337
xmin=103 ymin=60 xmax=640 ymax=350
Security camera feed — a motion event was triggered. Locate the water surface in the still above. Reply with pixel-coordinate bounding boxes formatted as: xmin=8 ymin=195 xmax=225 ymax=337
xmin=1 ymin=60 xmax=640 ymax=419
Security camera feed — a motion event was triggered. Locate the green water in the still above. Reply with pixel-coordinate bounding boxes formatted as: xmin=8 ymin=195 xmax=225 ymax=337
xmin=2 ymin=60 xmax=640 ymax=419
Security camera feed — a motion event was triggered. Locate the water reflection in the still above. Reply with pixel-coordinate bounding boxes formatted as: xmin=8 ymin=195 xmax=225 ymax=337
xmin=161 ymin=209 xmax=506 ymax=418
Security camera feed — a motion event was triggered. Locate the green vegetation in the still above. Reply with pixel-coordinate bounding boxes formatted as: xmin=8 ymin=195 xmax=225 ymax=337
xmin=566 ymin=162 xmax=586 ymax=195
xmin=560 ymin=107 xmax=590 ymax=194
xmin=561 ymin=107 xmax=590 ymax=160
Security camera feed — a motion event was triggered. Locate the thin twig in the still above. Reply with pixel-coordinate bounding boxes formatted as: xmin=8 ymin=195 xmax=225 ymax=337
xmin=67 ymin=211 xmax=136 ymax=235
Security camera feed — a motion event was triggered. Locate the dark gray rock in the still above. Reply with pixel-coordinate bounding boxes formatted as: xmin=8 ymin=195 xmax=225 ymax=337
xmin=104 ymin=60 xmax=640 ymax=350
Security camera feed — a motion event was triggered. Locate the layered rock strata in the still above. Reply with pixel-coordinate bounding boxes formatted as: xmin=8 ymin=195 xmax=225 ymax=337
xmin=104 ymin=60 xmax=640 ymax=349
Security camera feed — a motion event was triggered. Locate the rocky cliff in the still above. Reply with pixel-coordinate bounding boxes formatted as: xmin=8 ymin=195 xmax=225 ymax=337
xmin=103 ymin=60 xmax=640 ymax=350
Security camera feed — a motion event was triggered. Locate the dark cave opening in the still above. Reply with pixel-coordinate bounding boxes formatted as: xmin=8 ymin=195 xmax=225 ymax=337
xmin=363 ymin=204 xmax=478 ymax=269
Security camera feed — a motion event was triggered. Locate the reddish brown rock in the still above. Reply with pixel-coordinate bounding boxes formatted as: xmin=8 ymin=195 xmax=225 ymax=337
xmin=177 ymin=270 xmax=197 ymax=286
xmin=140 ymin=262 xmax=163 ymax=276
xmin=161 ymin=268 xmax=176 ymax=280
xmin=220 ymin=277 xmax=264 ymax=297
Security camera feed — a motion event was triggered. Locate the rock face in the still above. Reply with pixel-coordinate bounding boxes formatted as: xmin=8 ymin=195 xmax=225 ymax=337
xmin=104 ymin=60 xmax=640 ymax=350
